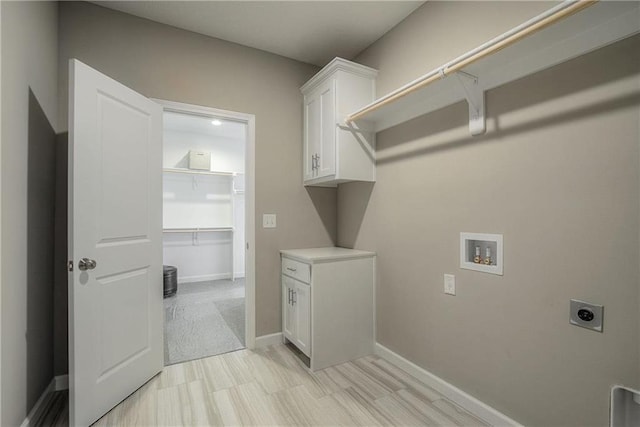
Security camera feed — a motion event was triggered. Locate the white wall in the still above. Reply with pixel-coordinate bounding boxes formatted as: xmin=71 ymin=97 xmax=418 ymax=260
xmin=163 ymin=130 xmax=245 ymax=174
xmin=163 ymin=174 xmax=233 ymax=229
xmin=58 ymin=1 xmax=333 ymax=336
xmin=1 ymin=2 xmax=59 ymax=426
xmin=339 ymin=2 xmax=640 ymax=425
xmin=163 ymin=232 xmax=234 ymax=283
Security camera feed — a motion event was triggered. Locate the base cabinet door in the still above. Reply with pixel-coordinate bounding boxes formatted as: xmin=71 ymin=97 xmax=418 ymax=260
xmin=293 ymin=281 xmax=311 ymax=357
xmin=282 ymin=277 xmax=296 ymax=342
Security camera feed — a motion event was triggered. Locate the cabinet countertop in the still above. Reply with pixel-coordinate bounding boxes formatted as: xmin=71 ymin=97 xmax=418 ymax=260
xmin=280 ymin=247 xmax=375 ymax=263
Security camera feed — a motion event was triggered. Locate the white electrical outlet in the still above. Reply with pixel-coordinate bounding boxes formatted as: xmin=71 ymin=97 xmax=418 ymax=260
xmin=263 ymin=214 xmax=277 ymax=228
xmin=444 ymin=274 xmax=456 ymax=295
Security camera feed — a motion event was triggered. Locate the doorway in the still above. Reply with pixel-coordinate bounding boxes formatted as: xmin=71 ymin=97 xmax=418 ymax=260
xmin=67 ymin=60 xmax=256 ymax=426
xmin=155 ymin=100 xmax=256 ymax=365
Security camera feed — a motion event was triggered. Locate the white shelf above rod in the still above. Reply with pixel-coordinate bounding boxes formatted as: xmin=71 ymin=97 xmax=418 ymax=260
xmin=163 ymin=168 xmax=235 ymax=177
xmin=346 ymin=0 xmax=639 ymax=135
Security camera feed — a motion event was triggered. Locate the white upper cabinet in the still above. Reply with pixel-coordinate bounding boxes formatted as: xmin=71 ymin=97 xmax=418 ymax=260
xmin=301 ymin=58 xmax=377 ymax=187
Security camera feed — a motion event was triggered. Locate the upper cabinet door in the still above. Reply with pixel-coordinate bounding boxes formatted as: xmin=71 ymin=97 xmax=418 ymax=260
xmin=301 ymin=58 xmax=377 ymax=187
xmin=303 ymin=78 xmax=335 ymax=183
xmin=317 ymin=79 xmax=336 ymax=179
xmin=303 ymin=91 xmax=320 ymax=182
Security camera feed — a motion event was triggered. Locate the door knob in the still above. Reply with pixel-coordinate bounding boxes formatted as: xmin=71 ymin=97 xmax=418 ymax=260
xmin=78 ymin=258 xmax=97 ymax=271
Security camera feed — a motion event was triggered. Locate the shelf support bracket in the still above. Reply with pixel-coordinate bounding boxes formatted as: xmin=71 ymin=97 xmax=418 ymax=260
xmin=454 ymin=71 xmax=486 ymax=136
xmin=337 ymin=122 xmax=370 ymax=134
xmin=336 ymin=122 xmax=375 ymax=162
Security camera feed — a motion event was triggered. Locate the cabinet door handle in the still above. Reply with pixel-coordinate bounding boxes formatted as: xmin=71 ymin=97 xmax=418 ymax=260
xmin=286 ymin=267 xmax=297 ymax=272
xmin=288 ymin=288 xmax=292 ymax=305
xmin=293 ymin=290 xmax=297 ymax=305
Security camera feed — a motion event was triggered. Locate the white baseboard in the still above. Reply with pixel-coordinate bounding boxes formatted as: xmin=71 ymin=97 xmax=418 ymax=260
xmin=255 ymin=332 xmax=283 ymax=348
xmin=20 ymin=375 xmax=69 ymax=427
xmin=54 ymin=374 xmax=68 ymax=391
xmin=177 ymin=273 xmax=232 ymax=284
xmin=374 ymin=343 xmax=522 ymax=427
xmin=20 ymin=378 xmax=56 ymax=427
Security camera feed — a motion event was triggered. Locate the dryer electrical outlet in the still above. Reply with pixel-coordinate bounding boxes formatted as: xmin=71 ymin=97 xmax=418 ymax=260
xmin=570 ymin=299 xmax=603 ymax=332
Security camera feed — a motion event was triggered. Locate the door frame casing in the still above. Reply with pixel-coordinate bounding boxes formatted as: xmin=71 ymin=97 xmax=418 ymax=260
xmin=153 ymin=99 xmax=256 ymax=350
xmin=0 ymin=4 xmax=3 ymax=423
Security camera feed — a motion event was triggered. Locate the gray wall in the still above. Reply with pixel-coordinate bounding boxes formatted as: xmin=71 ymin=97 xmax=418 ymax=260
xmin=338 ymin=2 xmax=640 ymax=426
xmin=26 ymin=89 xmax=57 ymax=420
xmin=57 ymin=2 xmax=334 ymax=346
xmin=1 ymin=2 xmax=59 ymax=426
xmin=53 ymin=133 xmax=68 ymax=377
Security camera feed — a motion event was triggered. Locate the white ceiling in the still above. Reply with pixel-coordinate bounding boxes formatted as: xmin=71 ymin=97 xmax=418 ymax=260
xmin=90 ymin=1 xmax=425 ymax=67
xmin=164 ymin=110 xmax=247 ymax=140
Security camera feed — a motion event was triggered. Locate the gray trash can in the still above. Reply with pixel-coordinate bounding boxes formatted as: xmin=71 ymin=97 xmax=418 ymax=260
xmin=163 ymin=265 xmax=178 ymax=298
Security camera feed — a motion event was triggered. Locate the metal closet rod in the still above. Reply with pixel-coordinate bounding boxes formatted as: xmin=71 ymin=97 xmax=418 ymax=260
xmin=163 ymin=227 xmax=234 ymax=233
xmin=347 ymin=0 xmax=597 ymax=122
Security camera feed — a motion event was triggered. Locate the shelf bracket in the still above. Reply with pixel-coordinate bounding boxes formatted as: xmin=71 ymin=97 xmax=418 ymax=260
xmin=336 ymin=122 xmax=375 ymax=162
xmin=337 ymin=121 xmax=373 ymax=134
xmin=454 ymin=71 xmax=486 ymax=136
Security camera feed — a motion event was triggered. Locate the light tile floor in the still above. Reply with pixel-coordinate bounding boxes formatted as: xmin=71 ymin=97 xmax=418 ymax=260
xmin=91 ymin=343 xmax=490 ymax=426
xmin=37 ymin=343 xmax=490 ymax=426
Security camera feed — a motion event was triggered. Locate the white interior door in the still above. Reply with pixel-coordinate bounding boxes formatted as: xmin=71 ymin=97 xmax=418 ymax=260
xmin=68 ymin=59 xmax=163 ymax=427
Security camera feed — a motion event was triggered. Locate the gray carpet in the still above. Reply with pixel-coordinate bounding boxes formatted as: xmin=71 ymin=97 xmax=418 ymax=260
xmin=164 ymin=278 xmax=245 ymax=365
xmin=214 ymin=297 xmax=245 ymax=343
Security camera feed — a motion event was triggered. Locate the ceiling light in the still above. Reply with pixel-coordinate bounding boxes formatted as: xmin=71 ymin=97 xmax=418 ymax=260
xmin=211 ymin=119 xmax=222 ymax=126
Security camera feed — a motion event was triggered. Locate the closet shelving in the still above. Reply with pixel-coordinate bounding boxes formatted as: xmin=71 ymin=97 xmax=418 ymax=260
xmin=162 ymin=167 xmax=239 ymax=281
xmin=232 ymin=172 xmax=245 ymax=195
xmin=162 ymin=167 xmax=235 ymax=231
xmin=346 ymin=0 xmax=640 ymax=135
xmin=163 ymin=167 xmax=235 ymax=177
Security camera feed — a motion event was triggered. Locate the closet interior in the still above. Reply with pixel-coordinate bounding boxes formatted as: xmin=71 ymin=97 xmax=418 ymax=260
xmin=162 ymin=110 xmax=246 ymax=365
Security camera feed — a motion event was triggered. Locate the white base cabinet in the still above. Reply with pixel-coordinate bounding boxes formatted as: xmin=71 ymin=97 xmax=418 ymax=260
xmin=281 ymin=247 xmax=375 ymax=370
